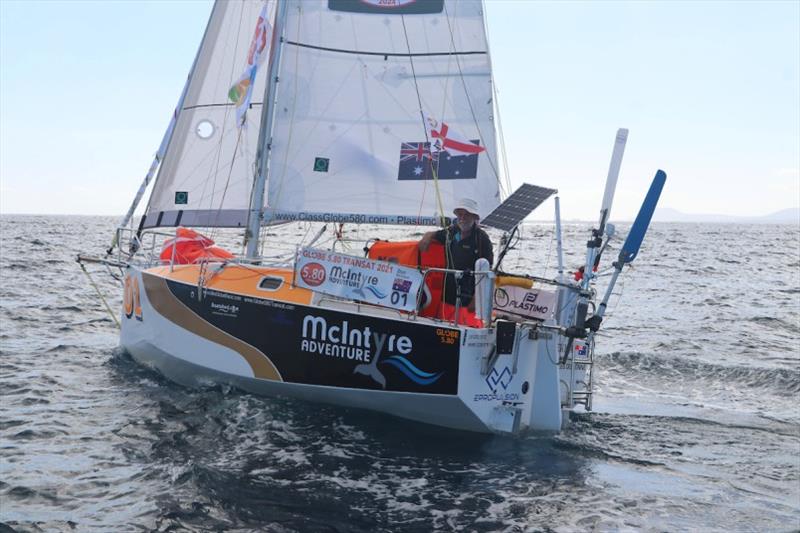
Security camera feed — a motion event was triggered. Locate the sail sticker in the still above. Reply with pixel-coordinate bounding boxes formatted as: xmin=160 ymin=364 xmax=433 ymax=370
xmin=313 ymin=157 xmax=330 ymax=172
xmin=328 ymin=0 xmax=444 ymax=15
xmin=397 ymin=141 xmax=481 ymax=180
xmin=174 ymin=191 xmax=188 ymax=205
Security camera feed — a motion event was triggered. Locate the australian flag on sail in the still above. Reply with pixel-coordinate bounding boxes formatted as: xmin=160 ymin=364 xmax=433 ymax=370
xmin=397 ymin=141 xmax=482 ymax=180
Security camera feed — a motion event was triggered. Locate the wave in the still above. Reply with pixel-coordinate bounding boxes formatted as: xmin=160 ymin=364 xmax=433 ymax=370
xmin=748 ymin=315 xmax=800 ymax=334
xmin=381 ymin=355 xmax=443 ymax=385
xmin=363 ymin=285 xmax=388 ymax=299
xmin=599 ymin=351 xmax=800 ymax=394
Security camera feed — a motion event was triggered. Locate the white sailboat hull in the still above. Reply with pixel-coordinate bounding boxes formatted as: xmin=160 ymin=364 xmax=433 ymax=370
xmin=119 ymin=265 xmax=565 ymax=434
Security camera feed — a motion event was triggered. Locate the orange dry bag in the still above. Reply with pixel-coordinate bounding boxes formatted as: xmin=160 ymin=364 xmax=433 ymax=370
xmin=159 ymin=227 xmax=234 ymax=265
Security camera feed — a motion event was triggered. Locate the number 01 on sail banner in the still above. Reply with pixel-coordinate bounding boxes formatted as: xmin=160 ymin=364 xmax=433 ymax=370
xmin=78 ymin=0 xmax=666 ymax=435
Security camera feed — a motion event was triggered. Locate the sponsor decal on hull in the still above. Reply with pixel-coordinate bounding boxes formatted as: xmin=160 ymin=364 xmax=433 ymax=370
xmin=155 ymin=276 xmax=460 ymax=394
xmin=123 ymin=273 xmax=143 ymax=321
xmin=494 ymin=286 xmax=556 ymax=321
xmin=140 ymin=273 xmax=282 ymax=381
xmin=474 ymin=365 xmax=520 ymax=403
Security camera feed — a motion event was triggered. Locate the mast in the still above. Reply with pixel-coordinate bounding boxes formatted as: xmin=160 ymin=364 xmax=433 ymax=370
xmin=245 ymin=0 xmax=288 ymax=259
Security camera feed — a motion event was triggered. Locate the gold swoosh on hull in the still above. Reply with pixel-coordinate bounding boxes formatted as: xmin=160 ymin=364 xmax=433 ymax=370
xmin=141 ymin=272 xmax=282 ymax=381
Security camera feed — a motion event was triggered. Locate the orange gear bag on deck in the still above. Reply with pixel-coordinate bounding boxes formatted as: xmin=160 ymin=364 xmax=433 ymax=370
xmin=159 ymin=227 xmax=234 ymax=265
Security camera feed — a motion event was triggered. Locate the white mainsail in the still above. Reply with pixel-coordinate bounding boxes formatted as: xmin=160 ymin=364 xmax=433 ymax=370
xmin=141 ymin=0 xmax=276 ymax=229
xmin=264 ymin=0 xmax=501 ymax=225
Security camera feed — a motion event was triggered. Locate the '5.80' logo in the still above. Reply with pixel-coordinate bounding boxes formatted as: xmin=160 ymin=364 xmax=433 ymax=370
xmin=300 ymin=262 xmax=326 ymax=287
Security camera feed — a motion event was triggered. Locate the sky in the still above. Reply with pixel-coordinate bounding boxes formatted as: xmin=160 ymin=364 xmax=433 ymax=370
xmin=0 ymin=0 xmax=798 ymax=221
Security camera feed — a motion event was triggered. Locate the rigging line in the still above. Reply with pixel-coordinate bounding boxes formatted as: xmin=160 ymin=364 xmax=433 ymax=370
xmin=442 ymin=1 xmax=502 ymax=190
xmin=414 ymin=11 xmax=456 ymax=227
xmin=400 ymin=14 xmax=447 ymax=228
xmin=161 ymin=122 xmax=246 ymax=196
xmin=543 ymin=223 xmax=554 ymax=279
xmin=400 ymin=13 xmax=454 ymax=300
xmin=410 ymin=0 xmax=437 ymax=223
xmin=280 ymin=60 xmax=362 ymax=171
xmin=414 ymin=1 xmax=463 ymax=232
xmin=285 ymin=40 xmax=487 ymax=58
xmin=137 ymin=1 xmax=224 ymax=231
xmin=200 ymin=42 xmax=242 ymax=221
xmin=198 ymin=1 xmax=249 ymax=239
xmin=262 ymin=0 xmax=303 ymax=254
xmin=271 ymin=12 xmax=338 ymax=171
xmin=349 ymin=14 xmax=378 ymax=193
xmin=79 ymin=262 xmax=120 ymax=329
xmin=494 ymin=93 xmax=512 ymax=197
xmin=480 ymin=0 xmax=512 ymax=196
xmin=210 ymin=127 xmax=246 ymax=231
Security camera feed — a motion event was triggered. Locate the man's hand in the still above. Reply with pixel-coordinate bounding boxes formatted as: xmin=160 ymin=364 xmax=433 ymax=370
xmin=418 ymin=231 xmax=435 ymax=252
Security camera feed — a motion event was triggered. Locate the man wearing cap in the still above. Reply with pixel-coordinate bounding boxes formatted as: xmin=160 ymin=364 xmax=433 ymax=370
xmin=419 ymin=198 xmax=494 ymax=310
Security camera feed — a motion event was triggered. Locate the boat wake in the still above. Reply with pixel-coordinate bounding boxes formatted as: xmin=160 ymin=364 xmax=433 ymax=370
xmin=598 ymin=350 xmax=800 ymax=394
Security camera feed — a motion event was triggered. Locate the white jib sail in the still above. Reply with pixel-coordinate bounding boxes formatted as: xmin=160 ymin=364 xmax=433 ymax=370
xmin=142 ymin=0 xmax=276 ymax=229
xmin=264 ymin=0 xmax=501 ymax=225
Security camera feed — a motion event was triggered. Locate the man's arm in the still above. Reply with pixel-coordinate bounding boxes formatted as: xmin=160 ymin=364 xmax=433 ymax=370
xmin=419 ymin=229 xmax=446 ymax=252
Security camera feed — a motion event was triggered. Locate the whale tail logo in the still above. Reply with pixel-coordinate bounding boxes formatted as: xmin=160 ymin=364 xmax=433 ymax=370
xmin=353 ymin=332 xmax=387 ymax=388
xmin=353 ymin=364 xmax=386 ymax=388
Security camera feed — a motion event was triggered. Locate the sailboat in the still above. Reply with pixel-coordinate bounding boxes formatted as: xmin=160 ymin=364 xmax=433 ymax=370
xmin=79 ymin=0 xmax=665 ymax=434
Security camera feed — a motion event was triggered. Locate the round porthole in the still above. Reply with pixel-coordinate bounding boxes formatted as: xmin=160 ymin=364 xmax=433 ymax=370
xmin=521 ymin=381 xmax=529 ymax=394
xmin=196 ymin=119 xmax=215 ymax=139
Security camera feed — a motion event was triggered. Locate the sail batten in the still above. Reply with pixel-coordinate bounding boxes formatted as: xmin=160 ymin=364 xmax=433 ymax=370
xmin=285 ymin=40 xmax=488 ymax=57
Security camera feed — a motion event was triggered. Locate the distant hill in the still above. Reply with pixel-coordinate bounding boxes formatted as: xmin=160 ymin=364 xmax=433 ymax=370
xmin=652 ymin=207 xmax=800 ymax=224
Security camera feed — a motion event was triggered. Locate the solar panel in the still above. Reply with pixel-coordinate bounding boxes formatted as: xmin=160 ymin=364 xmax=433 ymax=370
xmin=482 ymin=183 xmax=557 ymax=232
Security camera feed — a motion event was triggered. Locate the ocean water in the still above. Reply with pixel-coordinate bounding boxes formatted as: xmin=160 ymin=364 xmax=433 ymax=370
xmin=1 ymin=215 xmax=798 ymax=532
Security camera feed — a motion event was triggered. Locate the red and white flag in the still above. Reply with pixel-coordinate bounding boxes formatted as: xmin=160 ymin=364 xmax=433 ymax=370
xmin=425 ymin=115 xmax=486 ymax=156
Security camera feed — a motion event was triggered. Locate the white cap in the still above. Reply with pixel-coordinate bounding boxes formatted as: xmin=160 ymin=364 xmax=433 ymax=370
xmin=453 ymin=198 xmax=480 ymax=218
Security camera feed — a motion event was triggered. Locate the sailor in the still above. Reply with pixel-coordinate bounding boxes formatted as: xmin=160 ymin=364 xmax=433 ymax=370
xmin=418 ymin=198 xmax=494 ymax=310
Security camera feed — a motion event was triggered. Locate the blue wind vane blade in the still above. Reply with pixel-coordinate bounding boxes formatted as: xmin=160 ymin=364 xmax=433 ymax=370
xmin=619 ymin=170 xmax=666 ymax=264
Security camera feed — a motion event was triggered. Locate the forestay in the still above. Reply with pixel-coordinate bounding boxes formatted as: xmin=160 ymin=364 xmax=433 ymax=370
xmin=265 ymin=0 xmax=501 ymax=225
xmin=141 ymin=0 xmax=276 ymax=229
